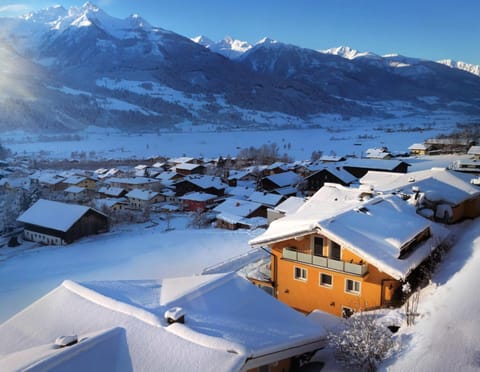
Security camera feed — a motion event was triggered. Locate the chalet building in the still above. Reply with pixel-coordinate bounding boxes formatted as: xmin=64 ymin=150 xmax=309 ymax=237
xmin=249 ymin=184 xmax=449 ymax=318
xmin=342 ymin=159 xmax=410 ymax=178
xmin=17 ymin=199 xmax=109 ymax=245
xmin=361 ymin=167 xmax=480 ymax=224
xmin=213 ymin=198 xmax=266 ymax=230
xmin=97 ymin=186 xmax=127 ymax=198
xmin=125 ymin=189 xmax=163 ymax=209
xmin=425 ymin=138 xmax=475 ymax=154
xmin=179 ymin=192 xmax=218 ymax=212
xmin=31 ymin=173 xmax=65 ymax=192
xmin=106 ymin=177 xmax=161 ymax=192
xmin=174 ymin=175 xmax=226 ymax=197
xmin=266 ymin=162 xmax=288 ymax=175
xmin=247 ymin=191 xmax=285 ymax=217
xmin=61 ymin=175 xmax=97 ymax=190
xmin=408 ymin=143 xmax=434 ymax=156
xmin=174 ymin=163 xmax=206 ymax=176
xmin=64 ymin=185 xmax=88 ymax=202
xmin=364 ymin=147 xmax=392 ymax=159
xmin=304 ymin=167 xmax=357 ymax=196
xmin=452 ymin=159 xmax=480 ymax=173
xmin=225 ymin=169 xmax=257 ymax=187
xmin=261 ymin=171 xmax=300 ymax=192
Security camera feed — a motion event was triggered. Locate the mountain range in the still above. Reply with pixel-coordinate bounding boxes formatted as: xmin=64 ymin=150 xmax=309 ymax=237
xmin=0 ymin=2 xmax=479 ymax=133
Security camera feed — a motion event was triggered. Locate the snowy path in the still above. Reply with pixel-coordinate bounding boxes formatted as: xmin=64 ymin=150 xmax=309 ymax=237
xmin=383 ymin=219 xmax=480 ymax=371
xmin=0 ymin=225 xmax=260 ymax=322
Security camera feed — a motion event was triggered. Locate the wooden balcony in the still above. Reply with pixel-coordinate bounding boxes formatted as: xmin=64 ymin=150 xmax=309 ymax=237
xmin=282 ymin=247 xmax=368 ymax=276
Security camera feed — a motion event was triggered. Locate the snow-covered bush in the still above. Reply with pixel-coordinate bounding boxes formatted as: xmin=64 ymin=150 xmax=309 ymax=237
xmin=328 ymin=312 xmax=396 ymax=371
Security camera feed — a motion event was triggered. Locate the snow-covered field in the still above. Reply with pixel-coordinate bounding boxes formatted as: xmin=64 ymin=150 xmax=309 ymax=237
xmin=2 ymin=114 xmax=464 ymax=161
xmin=0 ymin=217 xmax=262 ymax=323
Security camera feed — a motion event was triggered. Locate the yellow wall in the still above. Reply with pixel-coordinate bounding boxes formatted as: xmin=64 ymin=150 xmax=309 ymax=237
xmin=270 ymin=234 xmax=399 ymax=317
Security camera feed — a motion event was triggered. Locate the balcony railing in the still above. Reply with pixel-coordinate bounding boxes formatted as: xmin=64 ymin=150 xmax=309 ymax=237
xmin=283 ymin=248 xmax=368 ymax=276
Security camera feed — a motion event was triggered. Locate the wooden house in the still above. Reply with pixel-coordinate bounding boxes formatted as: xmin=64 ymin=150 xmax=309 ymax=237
xmin=304 ymin=167 xmax=356 ymax=196
xmin=62 ymin=175 xmax=97 ymax=190
xmin=342 ymin=159 xmax=410 ymax=178
xmin=467 ymin=145 xmax=480 ymax=160
xmin=424 ymin=138 xmax=475 ymax=154
xmin=360 ymin=167 xmax=480 ymax=224
xmin=175 ymin=163 xmax=206 ymax=176
xmin=408 ymin=143 xmax=434 ymax=156
xmin=213 ymin=198 xmax=265 ymax=230
xmin=64 ymin=185 xmax=88 ymax=202
xmin=249 ymin=185 xmax=449 ymax=317
xmin=179 ymin=192 xmax=218 ymax=212
xmin=261 ymin=171 xmax=300 ymax=192
xmin=125 ymin=189 xmax=163 ymax=209
xmin=17 ymin=199 xmax=109 ymax=245
xmin=106 ymin=177 xmax=161 ymax=192
xmin=174 ymin=175 xmax=226 ymax=197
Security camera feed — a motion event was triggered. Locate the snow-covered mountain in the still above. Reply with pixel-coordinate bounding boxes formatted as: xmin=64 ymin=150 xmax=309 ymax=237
xmin=192 ymin=35 xmax=252 ymax=59
xmin=437 ymin=59 xmax=480 ymax=77
xmin=0 ymin=2 xmax=479 ymax=133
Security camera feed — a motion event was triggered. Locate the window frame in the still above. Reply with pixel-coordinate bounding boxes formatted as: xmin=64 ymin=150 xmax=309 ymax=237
xmin=319 ymin=273 xmax=333 ymax=288
xmin=294 ymin=266 xmax=308 ymax=282
xmin=329 ymin=240 xmax=342 ymax=260
xmin=345 ymin=278 xmax=361 ymax=295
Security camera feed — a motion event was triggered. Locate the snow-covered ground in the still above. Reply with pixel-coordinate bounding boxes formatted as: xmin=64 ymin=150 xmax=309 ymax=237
xmin=0 ymin=216 xmax=263 ymax=323
xmin=2 ymin=116 xmax=461 ymax=161
xmin=380 ymin=219 xmax=480 ymax=371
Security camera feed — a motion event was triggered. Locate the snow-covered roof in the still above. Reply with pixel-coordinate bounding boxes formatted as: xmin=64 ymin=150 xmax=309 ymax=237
xmin=360 ymin=168 xmax=480 ymax=205
xmin=168 ymin=156 xmax=195 ymax=164
xmin=64 ymin=185 xmax=86 ymax=194
xmin=467 ymin=145 xmax=480 ymax=155
xmin=126 ymin=189 xmax=159 ymax=201
xmin=408 ymin=143 xmax=429 ymax=151
xmin=179 ymin=192 xmax=217 ymax=202
xmin=62 ymin=175 xmax=88 ymax=185
xmin=273 ymin=196 xmax=306 ymax=215
xmin=0 ymin=274 xmax=326 ymax=371
xmin=31 ymin=172 xmax=65 ymax=185
xmin=179 ymin=175 xmax=225 ymax=191
xmin=213 ymin=198 xmax=263 ymax=218
xmin=263 ymin=171 xmax=299 ymax=187
xmin=17 ymin=199 xmax=93 ymax=232
xmin=107 ymin=177 xmax=160 ymax=185
xmin=365 ymin=148 xmax=391 ymax=159
xmin=343 ymin=158 xmax=408 ymax=170
xmin=176 ymin=163 xmax=203 ymax=171
xmin=98 ymin=186 xmax=125 ymax=197
xmin=248 ymin=191 xmax=283 ymax=207
xmin=249 ymin=186 xmax=449 ymax=280
xmin=225 ymin=185 xmax=253 ymax=199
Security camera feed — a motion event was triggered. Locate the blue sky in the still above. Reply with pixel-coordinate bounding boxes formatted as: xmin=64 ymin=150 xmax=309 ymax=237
xmin=1 ymin=0 xmax=479 ymax=65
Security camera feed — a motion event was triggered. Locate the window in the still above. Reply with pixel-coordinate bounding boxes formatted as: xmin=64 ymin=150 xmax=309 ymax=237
xmin=294 ymin=267 xmax=307 ymax=281
xmin=345 ymin=279 xmax=361 ymax=294
xmin=342 ymin=306 xmax=354 ymax=318
xmin=330 ymin=241 xmax=341 ymax=260
xmin=320 ymin=273 xmax=333 ymax=287
xmin=313 ymin=237 xmax=324 ymax=257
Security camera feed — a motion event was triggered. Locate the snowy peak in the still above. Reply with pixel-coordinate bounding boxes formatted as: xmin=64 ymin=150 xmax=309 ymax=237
xmin=320 ymin=45 xmax=380 ymax=60
xmin=191 ymin=35 xmax=215 ymax=48
xmin=437 ymin=59 xmax=480 ymax=77
xmin=255 ymin=37 xmax=278 ymax=46
xmin=191 ymin=35 xmax=252 ymax=59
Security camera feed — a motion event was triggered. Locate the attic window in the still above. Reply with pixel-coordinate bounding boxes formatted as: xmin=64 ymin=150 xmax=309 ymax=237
xmin=165 ymin=307 xmax=185 ymax=325
xmin=54 ymin=335 xmax=78 ymax=348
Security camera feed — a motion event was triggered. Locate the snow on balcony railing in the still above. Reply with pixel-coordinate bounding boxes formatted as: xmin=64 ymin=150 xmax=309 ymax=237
xmin=282 ymin=247 xmax=368 ymax=276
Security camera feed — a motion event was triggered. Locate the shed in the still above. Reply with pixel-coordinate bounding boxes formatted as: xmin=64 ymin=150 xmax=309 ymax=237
xmin=17 ymin=199 xmax=109 ymax=245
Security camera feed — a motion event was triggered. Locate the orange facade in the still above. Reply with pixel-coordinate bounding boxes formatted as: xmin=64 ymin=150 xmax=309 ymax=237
xmin=269 ymin=234 xmax=400 ymax=317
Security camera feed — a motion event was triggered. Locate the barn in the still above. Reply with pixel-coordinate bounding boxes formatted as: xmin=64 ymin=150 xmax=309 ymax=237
xmin=17 ymin=199 xmax=109 ymax=245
